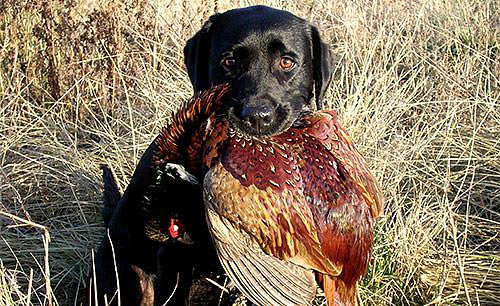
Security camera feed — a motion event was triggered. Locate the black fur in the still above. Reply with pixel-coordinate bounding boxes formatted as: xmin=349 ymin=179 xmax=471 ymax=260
xmin=100 ymin=164 xmax=121 ymax=228
xmin=184 ymin=5 xmax=333 ymax=136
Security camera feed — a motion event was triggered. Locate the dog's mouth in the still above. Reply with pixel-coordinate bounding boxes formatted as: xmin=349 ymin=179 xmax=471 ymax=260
xmin=224 ymin=104 xmax=295 ymax=137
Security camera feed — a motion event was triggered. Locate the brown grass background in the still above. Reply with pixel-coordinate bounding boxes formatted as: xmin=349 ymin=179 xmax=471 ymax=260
xmin=1 ymin=0 xmax=499 ymax=305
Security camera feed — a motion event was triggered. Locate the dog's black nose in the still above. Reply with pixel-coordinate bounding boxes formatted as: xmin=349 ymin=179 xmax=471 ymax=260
xmin=240 ymin=105 xmax=274 ymax=131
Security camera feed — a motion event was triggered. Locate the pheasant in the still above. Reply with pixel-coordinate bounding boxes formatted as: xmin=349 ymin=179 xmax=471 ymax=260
xmin=153 ymin=84 xmax=384 ymax=306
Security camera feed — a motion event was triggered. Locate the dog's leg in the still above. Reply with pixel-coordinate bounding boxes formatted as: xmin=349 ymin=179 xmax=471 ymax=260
xmin=92 ymin=233 xmax=145 ymax=306
xmin=155 ymin=243 xmax=195 ymax=306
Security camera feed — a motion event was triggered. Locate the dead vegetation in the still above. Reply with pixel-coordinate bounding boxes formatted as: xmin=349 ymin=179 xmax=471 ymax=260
xmin=1 ymin=0 xmax=499 ymax=305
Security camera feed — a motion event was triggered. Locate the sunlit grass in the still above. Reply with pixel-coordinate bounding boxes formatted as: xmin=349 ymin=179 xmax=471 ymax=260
xmin=0 ymin=0 xmax=499 ymax=305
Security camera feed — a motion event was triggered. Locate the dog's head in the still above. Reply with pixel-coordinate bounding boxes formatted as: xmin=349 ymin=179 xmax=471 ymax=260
xmin=184 ymin=5 xmax=333 ymax=137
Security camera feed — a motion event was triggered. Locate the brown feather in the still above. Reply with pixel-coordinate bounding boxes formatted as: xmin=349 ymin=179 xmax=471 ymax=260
xmin=323 ymin=275 xmax=357 ymax=306
xmin=153 ymin=84 xmax=231 ymax=173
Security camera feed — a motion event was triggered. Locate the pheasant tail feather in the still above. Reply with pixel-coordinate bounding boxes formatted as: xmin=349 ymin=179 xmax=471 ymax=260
xmin=153 ymin=84 xmax=231 ymax=165
xmin=324 ymin=275 xmax=357 ymax=306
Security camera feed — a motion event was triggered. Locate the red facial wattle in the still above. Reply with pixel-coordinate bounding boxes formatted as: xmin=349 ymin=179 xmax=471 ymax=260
xmin=168 ymin=218 xmax=185 ymax=239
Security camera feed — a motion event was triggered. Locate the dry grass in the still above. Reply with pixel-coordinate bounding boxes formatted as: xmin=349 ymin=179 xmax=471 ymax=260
xmin=1 ymin=0 xmax=499 ymax=305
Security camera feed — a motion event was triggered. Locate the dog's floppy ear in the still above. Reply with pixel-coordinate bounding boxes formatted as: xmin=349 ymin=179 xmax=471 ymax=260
xmin=184 ymin=17 xmax=216 ymax=92
xmin=311 ymin=26 xmax=333 ymax=110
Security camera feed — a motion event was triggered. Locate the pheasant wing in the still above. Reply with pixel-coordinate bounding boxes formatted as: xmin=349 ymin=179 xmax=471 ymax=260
xmin=206 ymin=208 xmax=317 ymax=306
xmin=202 ymin=151 xmax=340 ymax=305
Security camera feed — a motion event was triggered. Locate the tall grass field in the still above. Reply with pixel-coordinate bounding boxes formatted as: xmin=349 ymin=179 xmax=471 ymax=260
xmin=0 ymin=0 xmax=499 ymax=305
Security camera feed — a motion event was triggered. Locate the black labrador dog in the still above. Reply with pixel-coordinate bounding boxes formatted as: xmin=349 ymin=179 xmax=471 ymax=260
xmin=91 ymin=5 xmax=332 ymax=306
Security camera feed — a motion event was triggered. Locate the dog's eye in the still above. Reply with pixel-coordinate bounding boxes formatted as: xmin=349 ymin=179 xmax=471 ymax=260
xmin=279 ymin=57 xmax=296 ymax=70
xmin=221 ymin=57 xmax=236 ymax=68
